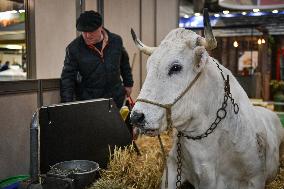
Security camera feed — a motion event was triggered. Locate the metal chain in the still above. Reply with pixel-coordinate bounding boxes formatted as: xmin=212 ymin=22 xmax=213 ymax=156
xmin=179 ymin=80 xmax=231 ymax=140
xmin=179 ymin=60 xmax=239 ymax=140
xmin=179 ymin=91 xmax=229 ymax=140
xmin=215 ymin=60 xmax=239 ymax=115
xmin=176 ymin=132 xmax=182 ymax=189
xmin=175 ymin=60 xmax=240 ymax=188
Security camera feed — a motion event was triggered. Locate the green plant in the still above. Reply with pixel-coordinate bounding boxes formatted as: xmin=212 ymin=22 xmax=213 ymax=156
xmin=270 ymin=80 xmax=284 ymax=94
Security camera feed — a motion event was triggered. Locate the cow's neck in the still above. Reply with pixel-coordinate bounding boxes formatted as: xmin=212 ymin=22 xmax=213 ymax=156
xmin=177 ymin=58 xmax=248 ymax=141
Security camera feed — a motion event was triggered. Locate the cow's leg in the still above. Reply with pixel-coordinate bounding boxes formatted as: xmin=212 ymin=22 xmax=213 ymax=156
xmin=194 ymin=162 xmax=217 ymax=189
xmin=247 ymin=174 xmax=266 ymax=189
xmin=161 ymin=155 xmax=186 ymax=189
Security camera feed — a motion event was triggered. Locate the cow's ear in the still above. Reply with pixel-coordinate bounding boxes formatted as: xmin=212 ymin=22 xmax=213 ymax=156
xmin=193 ymin=46 xmax=208 ymax=73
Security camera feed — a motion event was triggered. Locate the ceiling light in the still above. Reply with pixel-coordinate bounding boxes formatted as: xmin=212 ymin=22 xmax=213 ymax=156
xmin=262 ymin=39 xmax=265 ymax=44
xmin=233 ymin=41 xmax=238 ymax=48
xmin=214 ymin=14 xmax=220 ymax=17
xmin=194 ymin=13 xmax=201 ymax=17
xmin=223 ymin=10 xmax=229 ymax=14
xmin=242 ymin=12 xmax=247 ymax=15
xmin=253 ymin=9 xmax=260 ymax=12
xmin=272 ymin=10 xmax=278 ymax=14
xmin=258 ymin=39 xmax=262 ymax=45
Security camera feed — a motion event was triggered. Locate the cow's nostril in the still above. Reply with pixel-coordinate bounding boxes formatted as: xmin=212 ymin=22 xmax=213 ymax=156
xmin=131 ymin=111 xmax=145 ymax=125
xmin=137 ymin=113 xmax=145 ymax=123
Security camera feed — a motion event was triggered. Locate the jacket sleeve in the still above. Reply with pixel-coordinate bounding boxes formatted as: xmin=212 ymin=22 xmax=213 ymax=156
xmin=120 ymin=46 xmax=134 ymax=87
xmin=60 ymin=47 xmax=78 ymax=102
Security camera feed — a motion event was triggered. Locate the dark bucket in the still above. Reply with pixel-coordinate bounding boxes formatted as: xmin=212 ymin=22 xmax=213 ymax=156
xmin=47 ymin=160 xmax=100 ymax=189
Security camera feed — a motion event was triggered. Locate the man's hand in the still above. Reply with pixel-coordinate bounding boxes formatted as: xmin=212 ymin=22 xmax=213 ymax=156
xmin=124 ymin=87 xmax=132 ymax=97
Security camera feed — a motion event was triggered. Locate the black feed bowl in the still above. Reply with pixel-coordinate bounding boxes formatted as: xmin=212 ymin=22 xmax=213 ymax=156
xmin=48 ymin=160 xmax=100 ymax=189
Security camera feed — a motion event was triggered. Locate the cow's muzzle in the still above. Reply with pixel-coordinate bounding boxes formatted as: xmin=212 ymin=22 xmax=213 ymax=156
xmin=130 ymin=111 xmax=145 ymax=126
xmin=131 ymin=111 xmax=160 ymax=136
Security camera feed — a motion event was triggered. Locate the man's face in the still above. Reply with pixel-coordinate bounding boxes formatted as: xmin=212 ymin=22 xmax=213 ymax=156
xmin=82 ymin=26 xmax=103 ymax=45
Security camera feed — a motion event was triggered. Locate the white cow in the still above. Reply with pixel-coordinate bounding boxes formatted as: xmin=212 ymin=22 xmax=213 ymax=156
xmin=130 ymin=9 xmax=284 ymax=189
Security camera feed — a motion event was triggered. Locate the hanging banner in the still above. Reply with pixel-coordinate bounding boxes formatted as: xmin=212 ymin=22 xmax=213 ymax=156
xmin=219 ymin=0 xmax=284 ymax=10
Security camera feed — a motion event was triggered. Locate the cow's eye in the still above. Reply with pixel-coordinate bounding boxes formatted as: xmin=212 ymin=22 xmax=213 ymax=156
xmin=168 ymin=64 xmax=182 ymax=76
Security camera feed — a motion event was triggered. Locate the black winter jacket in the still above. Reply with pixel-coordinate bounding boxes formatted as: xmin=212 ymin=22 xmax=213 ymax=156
xmin=60 ymin=29 xmax=133 ymax=108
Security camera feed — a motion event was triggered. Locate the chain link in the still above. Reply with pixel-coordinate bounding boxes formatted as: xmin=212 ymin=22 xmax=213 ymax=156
xmin=175 ymin=60 xmax=240 ymax=188
xmin=176 ymin=133 xmax=183 ymax=189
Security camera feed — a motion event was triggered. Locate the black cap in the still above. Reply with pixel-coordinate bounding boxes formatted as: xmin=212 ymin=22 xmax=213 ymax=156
xmin=76 ymin=10 xmax=102 ymax=32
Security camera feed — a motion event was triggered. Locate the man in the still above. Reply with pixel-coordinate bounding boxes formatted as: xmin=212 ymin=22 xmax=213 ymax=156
xmin=60 ymin=10 xmax=133 ymax=108
xmin=0 ymin=61 xmax=10 ymax=72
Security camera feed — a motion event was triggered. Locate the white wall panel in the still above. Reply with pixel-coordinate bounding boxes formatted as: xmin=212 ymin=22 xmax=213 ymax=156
xmin=156 ymin=0 xmax=179 ymax=44
xmin=43 ymin=90 xmax=60 ymax=106
xmin=35 ymin=0 xmax=76 ymax=79
xmin=0 ymin=93 xmax=37 ymax=179
xmin=141 ymin=0 xmax=155 ymax=85
xmin=85 ymin=0 xmax=97 ymax=11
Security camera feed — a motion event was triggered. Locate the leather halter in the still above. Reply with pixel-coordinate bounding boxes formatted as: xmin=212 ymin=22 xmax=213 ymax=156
xmin=136 ymin=71 xmax=202 ymax=129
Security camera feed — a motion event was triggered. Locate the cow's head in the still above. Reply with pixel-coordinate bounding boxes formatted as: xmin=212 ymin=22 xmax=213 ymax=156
xmin=130 ymin=9 xmax=217 ymax=136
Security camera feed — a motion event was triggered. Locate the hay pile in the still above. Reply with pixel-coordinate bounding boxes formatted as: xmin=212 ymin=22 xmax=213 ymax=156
xmin=90 ymin=131 xmax=284 ymax=189
xmin=90 ymin=131 xmax=173 ymax=189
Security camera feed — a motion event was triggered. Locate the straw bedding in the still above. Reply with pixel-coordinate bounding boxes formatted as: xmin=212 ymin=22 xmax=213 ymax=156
xmin=89 ymin=131 xmax=284 ymax=189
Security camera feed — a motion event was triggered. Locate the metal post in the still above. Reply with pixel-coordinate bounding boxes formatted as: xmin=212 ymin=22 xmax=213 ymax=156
xmin=37 ymin=80 xmax=43 ymax=108
xmin=97 ymin=0 xmax=104 ymax=24
xmin=30 ymin=111 xmax=39 ymax=183
xmin=25 ymin=0 xmax=36 ymax=79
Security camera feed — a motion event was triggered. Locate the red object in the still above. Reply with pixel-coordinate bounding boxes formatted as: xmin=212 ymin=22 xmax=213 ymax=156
xmin=128 ymin=96 xmax=135 ymax=108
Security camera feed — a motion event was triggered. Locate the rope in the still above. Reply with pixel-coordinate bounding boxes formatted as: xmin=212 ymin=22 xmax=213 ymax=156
xmin=158 ymin=134 xmax=168 ymax=188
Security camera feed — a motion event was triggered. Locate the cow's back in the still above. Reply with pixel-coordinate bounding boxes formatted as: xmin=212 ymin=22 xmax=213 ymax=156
xmin=253 ymin=106 xmax=284 ymax=182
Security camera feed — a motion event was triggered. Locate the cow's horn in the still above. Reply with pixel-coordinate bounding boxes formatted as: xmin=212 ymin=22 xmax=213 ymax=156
xmin=131 ymin=28 xmax=156 ymax=56
xmin=202 ymin=8 xmax=217 ymax=50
